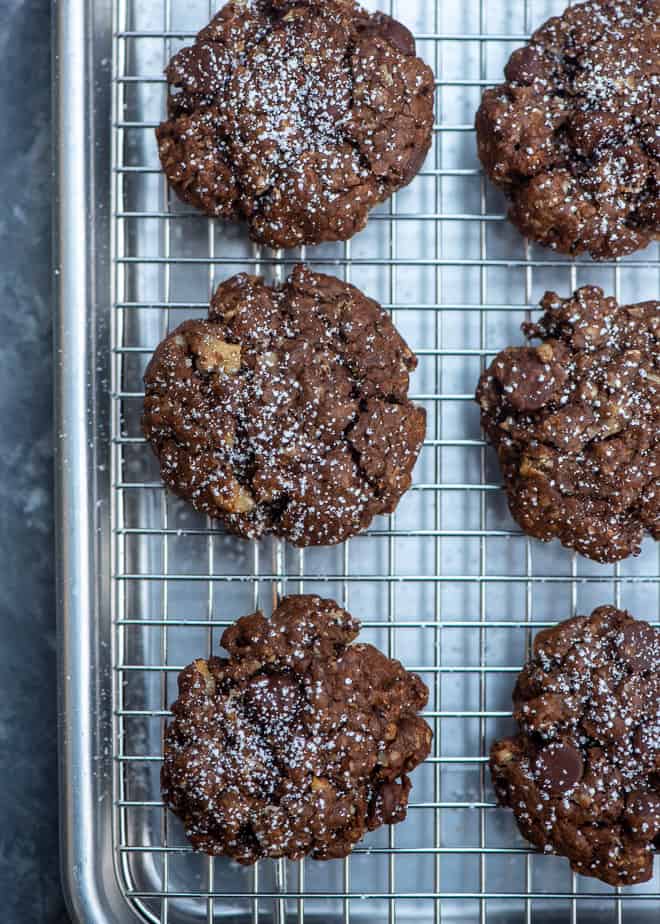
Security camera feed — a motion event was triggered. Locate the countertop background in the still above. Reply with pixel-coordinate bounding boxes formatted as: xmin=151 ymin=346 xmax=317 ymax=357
xmin=0 ymin=0 xmax=69 ymax=919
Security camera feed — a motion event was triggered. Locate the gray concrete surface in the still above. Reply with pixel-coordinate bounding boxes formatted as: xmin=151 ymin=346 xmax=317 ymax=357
xmin=0 ymin=0 xmax=69 ymax=920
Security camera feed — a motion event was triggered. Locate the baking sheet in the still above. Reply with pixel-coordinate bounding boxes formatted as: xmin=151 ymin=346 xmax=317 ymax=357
xmin=57 ymin=0 xmax=660 ymax=921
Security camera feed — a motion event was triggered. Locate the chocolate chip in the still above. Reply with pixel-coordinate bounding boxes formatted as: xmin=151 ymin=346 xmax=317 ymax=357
xmin=617 ymin=622 xmax=660 ymax=673
xmin=365 ymin=13 xmax=416 ymax=57
xmin=492 ymin=347 xmax=567 ymax=412
xmin=504 ymin=45 xmax=550 ymax=84
xmin=381 ymin=781 xmax=407 ymax=823
xmin=534 ymin=742 xmax=583 ymax=794
xmin=625 ymin=789 xmax=660 ymax=841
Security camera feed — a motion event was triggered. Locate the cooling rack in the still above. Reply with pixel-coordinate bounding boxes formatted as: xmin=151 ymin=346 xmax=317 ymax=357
xmin=55 ymin=0 xmax=660 ymax=921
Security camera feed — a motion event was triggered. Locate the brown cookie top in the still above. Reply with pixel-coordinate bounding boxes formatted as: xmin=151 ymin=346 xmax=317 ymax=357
xmin=476 ymin=286 xmax=659 ymax=563
xmin=162 ymin=594 xmax=432 ymax=863
xmin=156 ymin=0 xmax=435 ymax=249
xmin=475 ymin=0 xmax=659 ymax=259
xmin=490 ymin=606 xmax=660 ymax=886
xmin=143 ymin=265 xmax=426 ymax=545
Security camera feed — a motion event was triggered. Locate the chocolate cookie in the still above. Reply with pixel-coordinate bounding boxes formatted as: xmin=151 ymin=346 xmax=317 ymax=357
xmin=476 ymin=286 xmax=659 ymax=563
xmin=491 ymin=606 xmax=660 ymax=886
xmin=156 ymin=0 xmax=434 ymax=249
xmin=143 ymin=265 xmax=426 ymax=545
xmin=162 ymin=594 xmax=432 ymax=862
xmin=475 ymin=0 xmax=659 ymax=259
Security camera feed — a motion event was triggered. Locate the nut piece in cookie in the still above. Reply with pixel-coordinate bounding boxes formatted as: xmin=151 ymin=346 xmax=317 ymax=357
xmin=156 ymin=0 xmax=435 ymax=249
xmin=162 ymin=594 xmax=433 ymax=862
xmin=490 ymin=606 xmax=660 ymax=886
xmin=475 ymin=0 xmax=660 ymax=259
xmin=476 ymin=286 xmax=659 ymax=563
xmin=143 ymin=264 xmax=426 ymax=546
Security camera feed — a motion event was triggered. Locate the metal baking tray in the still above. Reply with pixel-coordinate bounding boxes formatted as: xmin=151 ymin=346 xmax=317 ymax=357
xmin=55 ymin=0 xmax=660 ymax=921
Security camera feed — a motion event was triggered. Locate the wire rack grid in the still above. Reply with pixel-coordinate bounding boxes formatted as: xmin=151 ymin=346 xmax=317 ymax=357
xmin=110 ymin=0 xmax=660 ymax=921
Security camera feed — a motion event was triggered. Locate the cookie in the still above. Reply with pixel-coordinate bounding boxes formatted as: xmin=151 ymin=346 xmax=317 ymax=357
xmin=156 ymin=0 xmax=435 ymax=249
xmin=143 ymin=265 xmax=426 ymax=545
xmin=475 ymin=0 xmax=659 ymax=259
xmin=476 ymin=286 xmax=659 ymax=563
xmin=162 ymin=594 xmax=433 ymax=862
xmin=491 ymin=606 xmax=660 ymax=886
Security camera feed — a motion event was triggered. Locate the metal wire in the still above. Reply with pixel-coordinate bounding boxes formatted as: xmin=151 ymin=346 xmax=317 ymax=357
xmin=111 ymin=1 xmax=660 ymax=922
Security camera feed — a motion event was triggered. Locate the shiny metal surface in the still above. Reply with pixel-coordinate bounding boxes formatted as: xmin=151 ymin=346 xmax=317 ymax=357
xmin=57 ymin=0 xmax=659 ymax=920
xmin=55 ymin=0 xmax=134 ymax=920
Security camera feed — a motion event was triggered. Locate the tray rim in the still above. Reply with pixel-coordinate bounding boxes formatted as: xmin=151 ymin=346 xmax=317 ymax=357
xmin=54 ymin=0 xmax=140 ymax=920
